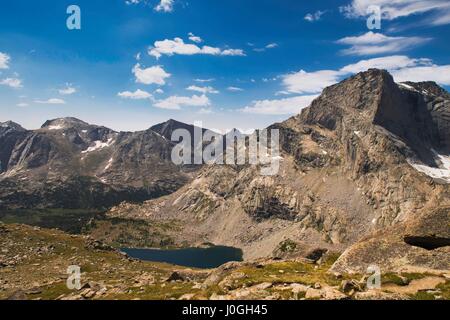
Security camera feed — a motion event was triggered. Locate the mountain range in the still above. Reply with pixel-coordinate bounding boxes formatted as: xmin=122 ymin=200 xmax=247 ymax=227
xmin=1 ymin=69 xmax=449 ymax=274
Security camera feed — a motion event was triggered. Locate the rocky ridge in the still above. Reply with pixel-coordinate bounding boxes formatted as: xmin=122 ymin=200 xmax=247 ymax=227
xmin=106 ymin=69 xmax=450 ymax=272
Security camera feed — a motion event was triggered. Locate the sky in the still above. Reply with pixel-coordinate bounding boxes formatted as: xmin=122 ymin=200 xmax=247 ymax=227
xmin=1 ymin=0 xmax=450 ymax=132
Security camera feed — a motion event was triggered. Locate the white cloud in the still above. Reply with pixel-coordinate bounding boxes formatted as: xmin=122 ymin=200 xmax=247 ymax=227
xmin=132 ymin=63 xmax=171 ymax=85
xmin=154 ymin=94 xmax=210 ymax=110
xmin=227 ymin=86 xmax=244 ymax=92
xmin=253 ymin=43 xmax=279 ymax=52
xmin=154 ymin=88 xmax=164 ymax=94
xmin=118 ymin=89 xmax=153 ymax=100
xmin=337 ymin=32 xmax=430 ymax=56
xmin=17 ymin=102 xmax=29 ymax=107
xmin=341 ymin=0 xmax=450 ymax=26
xmin=148 ymin=38 xmax=245 ymax=59
xmin=282 ymin=70 xmax=342 ymax=94
xmin=0 ymin=52 xmax=10 ymax=69
xmin=339 ymin=55 xmax=431 ymax=74
xmin=187 ymin=85 xmax=219 ymax=94
xmin=241 ymin=95 xmax=318 ymax=115
xmin=35 ymin=98 xmax=66 ymax=104
xmin=304 ymin=10 xmax=326 ymax=22
xmin=59 ymin=84 xmax=77 ymax=95
xmin=155 ymin=0 xmax=174 ymax=12
xmin=391 ymin=65 xmax=450 ymax=85
xmin=281 ymin=55 xmax=450 ymax=94
xmin=221 ymin=49 xmax=246 ymax=56
xmin=188 ymin=32 xmax=202 ymax=43
xmin=195 ymin=78 xmax=215 ymax=83
xmin=0 ymin=77 xmax=22 ymax=88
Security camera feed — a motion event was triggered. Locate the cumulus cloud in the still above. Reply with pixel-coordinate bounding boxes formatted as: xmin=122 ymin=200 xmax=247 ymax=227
xmin=118 ymin=89 xmax=153 ymax=100
xmin=188 ymin=32 xmax=203 ymax=43
xmin=241 ymin=95 xmax=318 ymax=115
xmin=35 ymin=98 xmax=66 ymax=104
xmin=155 ymin=0 xmax=174 ymax=12
xmin=59 ymin=84 xmax=77 ymax=95
xmin=341 ymin=0 xmax=450 ymax=26
xmin=132 ymin=63 xmax=171 ymax=85
xmin=282 ymin=70 xmax=342 ymax=94
xmin=304 ymin=10 xmax=326 ymax=22
xmin=186 ymin=85 xmax=219 ymax=94
xmin=0 ymin=52 xmax=10 ymax=69
xmin=337 ymin=32 xmax=431 ymax=56
xmin=0 ymin=77 xmax=22 ymax=88
xmin=153 ymin=94 xmax=210 ymax=110
xmin=148 ymin=37 xmax=245 ymax=59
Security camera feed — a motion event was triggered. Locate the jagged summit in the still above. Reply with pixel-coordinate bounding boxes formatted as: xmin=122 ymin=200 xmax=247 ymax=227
xmin=297 ymin=68 xmax=449 ymax=159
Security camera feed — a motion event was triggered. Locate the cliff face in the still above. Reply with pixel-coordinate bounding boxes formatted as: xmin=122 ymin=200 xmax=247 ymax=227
xmin=106 ymin=69 xmax=449 ymax=270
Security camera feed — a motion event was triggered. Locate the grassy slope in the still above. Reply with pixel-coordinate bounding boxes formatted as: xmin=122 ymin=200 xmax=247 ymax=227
xmin=0 ymin=223 xmax=448 ymax=300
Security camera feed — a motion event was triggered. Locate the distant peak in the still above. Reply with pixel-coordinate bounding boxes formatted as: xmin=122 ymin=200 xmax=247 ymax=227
xmin=399 ymin=81 xmax=450 ymax=98
xmin=41 ymin=117 xmax=90 ymax=130
xmin=0 ymin=120 xmax=26 ymax=131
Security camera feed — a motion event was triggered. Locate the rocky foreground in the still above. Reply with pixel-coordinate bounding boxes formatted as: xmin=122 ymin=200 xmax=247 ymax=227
xmin=1 ymin=223 xmax=448 ymax=300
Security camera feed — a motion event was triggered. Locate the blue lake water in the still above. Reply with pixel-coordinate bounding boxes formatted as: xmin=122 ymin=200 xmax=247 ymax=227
xmin=122 ymin=246 xmax=243 ymax=269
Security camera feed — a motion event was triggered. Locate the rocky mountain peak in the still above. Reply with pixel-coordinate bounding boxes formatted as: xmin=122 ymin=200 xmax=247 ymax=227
xmin=297 ymin=68 xmax=449 ymax=159
xmin=151 ymin=119 xmax=210 ymax=142
xmin=0 ymin=120 xmax=26 ymax=132
xmin=400 ymin=81 xmax=450 ymax=98
xmin=41 ymin=117 xmax=90 ymax=130
xmin=298 ymin=69 xmax=396 ymax=131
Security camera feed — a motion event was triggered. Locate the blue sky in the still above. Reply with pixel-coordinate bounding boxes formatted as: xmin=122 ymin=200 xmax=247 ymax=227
xmin=1 ymin=0 xmax=450 ymax=132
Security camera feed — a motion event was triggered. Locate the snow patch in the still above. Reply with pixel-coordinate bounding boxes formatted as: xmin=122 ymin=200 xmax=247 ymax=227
xmin=47 ymin=124 xmax=65 ymax=130
xmin=104 ymin=157 xmax=113 ymax=171
xmin=398 ymin=83 xmax=416 ymax=92
xmin=408 ymin=151 xmax=450 ymax=183
xmin=81 ymin=138 xmax=115 ymax=154
xmin=153 ymin=131 xmax=167 ymax=140
xmin=398 ymin=83 xmax=433 ymax=97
